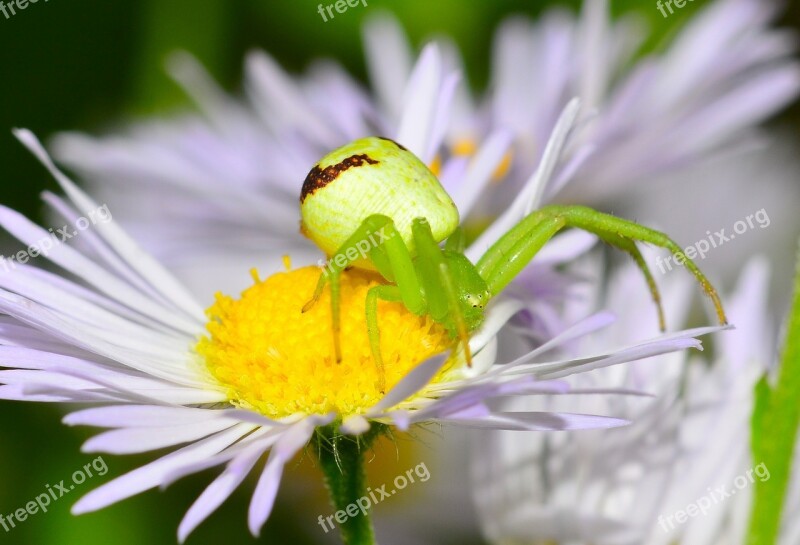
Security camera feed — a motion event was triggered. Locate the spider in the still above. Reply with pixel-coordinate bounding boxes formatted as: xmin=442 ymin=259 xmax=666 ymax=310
xmin=299 ymin=136 xmax=726 ymax=391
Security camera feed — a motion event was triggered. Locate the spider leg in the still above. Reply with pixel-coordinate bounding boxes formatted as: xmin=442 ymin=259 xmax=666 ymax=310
xmin=357 ymin=216 xmax=434 ymax=389
xmin=477 ymin=213 xmax=565 ymax=295
xmin=478 ymin=204 xmax=726 ymax=326
xmin=301 ymin=269 xmax=329 ymax=313
xmin=548 ymin=205 xmax=726 ymax=325
xmin=360 ymin=216 xmax=426 ymax=314
xmin=444 ymin=225 xmax=466 ymax=253
xmin=365 ymin=285 xmax=402 ymax=393
xmin=476 ymin=209 xmax=551 ymax=281
xmin=302 ymin=217 xmax=388 ymax=362
xmin=305 ymin=214 xmax=427 ymax=364
xmin=440 ymin=262 xmax=473 ymax=367
xmin=412 ymin=218 xmax=473 ymax=367
xmin=598 ymin=232 xmax=666 ymax=331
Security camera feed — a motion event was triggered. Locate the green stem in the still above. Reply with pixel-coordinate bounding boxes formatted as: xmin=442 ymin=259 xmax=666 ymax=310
xmin=747 ymin=242 xmax=800 ymax=545
xmin=314 ymin=424 xmax=384 ymax=545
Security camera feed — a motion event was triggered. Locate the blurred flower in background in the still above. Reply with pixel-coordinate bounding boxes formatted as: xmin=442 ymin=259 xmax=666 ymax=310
xmin=434 ymin=0 xmax=800 ymax=212
xmin=473 ymin=255 xmax=799 ymax=545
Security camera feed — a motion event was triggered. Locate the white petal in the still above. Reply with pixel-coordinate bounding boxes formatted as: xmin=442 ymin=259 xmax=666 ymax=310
xmin=13 ymin=129 xmax=207 ymax=323
xmin=178 ymin=442 xmax=270 ymax=543
xmin=244 ymin=51 xmax=340 ymax=147
xmin=82 ymin=419 xmax=238 ymax=454
xmin=451 ymin=130 xmax=513 ymax=217
xmin=362 ymin=12 xmax=413 ymax=121
xmin=370 ymin=352 xmax=449 ymax=413
xmin=72 ymin=423 xmax=256 ymax=514
xmin=341 ymin=414 xmax=371 ymax=435
xmin=439 ymin=411 xmax=628 ymax=431
xmin=64 ymin=405 xmax=233 ymax=428
xmin=0 ymin=205 xmax=201 ymax=335
xmin=395 ymin=44 xmax=445 ymax=161
xmin=248 ymin=416 xmax=329 ymax=536
xmin=467 ymin=98 xmax=581 ymax=261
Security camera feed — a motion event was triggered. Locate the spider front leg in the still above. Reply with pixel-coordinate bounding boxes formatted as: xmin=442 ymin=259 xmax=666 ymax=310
xmin=596 ymin=231 xmax=666 ymax=331
xmin=303 ymin=214 xmax=426 ymax=368
xmin=411 ymin=218 xmax=474 ymax=366
xmin=477 ymin=204 xmax=727 ymax=327
xmin=365 ymin=284 xmax=402 ymax=393
xmin=364 ymin=218 xmax=473 ymax=392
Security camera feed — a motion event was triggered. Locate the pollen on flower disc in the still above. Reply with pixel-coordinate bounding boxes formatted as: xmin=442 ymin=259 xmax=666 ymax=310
xmin=196 ymin=266 xmax=452 ymax=419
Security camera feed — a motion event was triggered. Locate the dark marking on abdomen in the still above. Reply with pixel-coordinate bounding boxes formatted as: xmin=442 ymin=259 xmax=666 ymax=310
xmin=300 ymin=154 xmax=379 ymax=203
xmin=377 ymin=136 xmax=407 ymax=151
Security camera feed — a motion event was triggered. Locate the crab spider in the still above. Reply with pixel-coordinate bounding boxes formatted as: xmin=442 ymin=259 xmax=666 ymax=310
xmin=300 ymin=137 xmax=726 ymax=392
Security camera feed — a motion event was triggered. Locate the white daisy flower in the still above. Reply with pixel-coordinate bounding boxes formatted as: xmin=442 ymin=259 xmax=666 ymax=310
xmin=472 ymin=255 xmax=797 ymax=545
xmin=0 ymin=130 xmax=722 ymax=543
xmin=49 ymin=0 xmax=798 ymax=299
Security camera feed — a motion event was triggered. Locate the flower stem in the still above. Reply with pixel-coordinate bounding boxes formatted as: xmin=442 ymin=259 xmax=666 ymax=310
xmin=314 ymin=424 xmax=383 ymax=545
xmin=747 ymin=243 xmax=800 ymax=545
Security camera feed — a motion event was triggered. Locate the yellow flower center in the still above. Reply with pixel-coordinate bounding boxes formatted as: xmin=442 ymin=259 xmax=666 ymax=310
xmin=196 ymin=265 xmax=452 ymax=419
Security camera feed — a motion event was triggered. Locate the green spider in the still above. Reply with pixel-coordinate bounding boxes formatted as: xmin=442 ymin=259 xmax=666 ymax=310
xmin=299 ymin=136 xmax=726 ymax=391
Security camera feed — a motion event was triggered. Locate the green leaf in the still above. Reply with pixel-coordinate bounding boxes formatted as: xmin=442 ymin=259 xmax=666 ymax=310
xmin=747 ymin=242 xmax=800 ymax=545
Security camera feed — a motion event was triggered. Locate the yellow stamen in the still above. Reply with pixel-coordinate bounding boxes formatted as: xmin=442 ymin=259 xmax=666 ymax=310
xmin=428 ymin=154 xmax=442 ymax=177
xmin=451 ymin=137 xmax=513 ymax=183
xmin=491 ymin=151 xmax=513 ymax=182
xmin=451 ymin=138 xmax=477 ymax=157
xmin=197 ymin=266 xmax=452 ymax=419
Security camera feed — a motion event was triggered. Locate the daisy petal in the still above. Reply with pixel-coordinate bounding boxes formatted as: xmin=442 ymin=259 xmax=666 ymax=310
xmin=248 ymin=416 xmax=330 ymax=536
xmin=71 ymin=424 xmax=256 ymax=515
xmin=13 ymin=129 xmax=207 ymax=323
xmin=178 ymin=442 xmax=270 ymax=543
xmin=81 ymin=419 xmax=239 ymax=455
xmin=442 ymin=411 xmax=628 ymax=430
xmin=370 ymin=352 xmax=450 ymax=413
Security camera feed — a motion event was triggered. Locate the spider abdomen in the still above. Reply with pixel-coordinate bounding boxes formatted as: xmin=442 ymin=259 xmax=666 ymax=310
xmin=300 ymin=136 xmax=459 ymax=267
